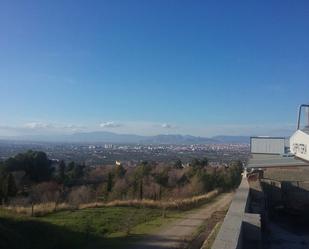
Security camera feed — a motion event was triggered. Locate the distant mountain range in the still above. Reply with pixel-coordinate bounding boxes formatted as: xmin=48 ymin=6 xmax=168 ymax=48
xmin=212 ymin=135 xmax=250 ymax=144
xmin=0 ymin=131 xmax=251 ymax=144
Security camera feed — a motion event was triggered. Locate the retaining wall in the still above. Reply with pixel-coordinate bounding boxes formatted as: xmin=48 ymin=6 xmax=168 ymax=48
xmin=211 ymin=175 xmax=261 ymax=249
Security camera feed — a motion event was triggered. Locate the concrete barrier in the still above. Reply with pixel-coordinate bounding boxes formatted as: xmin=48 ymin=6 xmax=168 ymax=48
xmin=211 ymin=175 xmax=261 ymax=249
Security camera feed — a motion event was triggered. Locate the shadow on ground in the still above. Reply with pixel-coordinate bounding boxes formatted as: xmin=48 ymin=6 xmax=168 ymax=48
xmin=0 ymin=217 xmax=151 ymax=249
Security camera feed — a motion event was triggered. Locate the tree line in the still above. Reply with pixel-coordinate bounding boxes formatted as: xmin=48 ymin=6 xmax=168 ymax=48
xmin=0 ymin=150 xmax=243 ymax=206
xmin=0 ymin=150 xmax=86 ymax=204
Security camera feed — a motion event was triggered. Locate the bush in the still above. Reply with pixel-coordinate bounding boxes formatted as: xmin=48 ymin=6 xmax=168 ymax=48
xmin=68 ymin=186 xmax=94 ymax=206
xmin=30 ymin=182 xmax=61 ymax=203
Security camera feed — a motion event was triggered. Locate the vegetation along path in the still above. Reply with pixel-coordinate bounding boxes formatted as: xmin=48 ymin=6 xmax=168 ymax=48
xmin=130 ymin=192 xmax=233 ymax=249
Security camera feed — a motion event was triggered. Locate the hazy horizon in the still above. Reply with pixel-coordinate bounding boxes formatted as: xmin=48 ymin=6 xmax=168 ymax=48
xmin=0 ymin=127 xmax=293 ymax=141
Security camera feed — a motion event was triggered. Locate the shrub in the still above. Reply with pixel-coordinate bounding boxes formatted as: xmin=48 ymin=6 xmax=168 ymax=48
xmin=68 ymin=186 xmax=94 ymax=206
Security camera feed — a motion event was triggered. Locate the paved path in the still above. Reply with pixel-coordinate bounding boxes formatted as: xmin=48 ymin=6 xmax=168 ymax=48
xmin=131 ymin=193 xmax=234 ymax=249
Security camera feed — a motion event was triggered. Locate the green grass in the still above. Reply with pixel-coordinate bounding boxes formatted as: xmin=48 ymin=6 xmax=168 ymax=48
xmin=42 ymin=207 xmax=162 ymax=235
xmin=0 ymin=194 xmax=222 ymax=249
xmin=0 ymin=206 xmax=181 ymax=249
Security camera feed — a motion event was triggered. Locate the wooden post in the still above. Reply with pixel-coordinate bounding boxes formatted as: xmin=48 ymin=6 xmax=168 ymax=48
xmin=95 ymin=189 xmax=98 ymax=207
xmin=31 ymin=202 xmax=34 ymax=217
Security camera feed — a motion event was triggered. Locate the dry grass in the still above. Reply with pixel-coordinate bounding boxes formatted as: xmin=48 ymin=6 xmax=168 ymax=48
xmin=2 ymin=189 xmax=220 ymax=216
xmin=103 ymin=189 xmax=220 ymax=210
xmin=3 ymin=202 xmax=71 ymax=216
xmin=200 ymin=221 xmax=222 ymax=249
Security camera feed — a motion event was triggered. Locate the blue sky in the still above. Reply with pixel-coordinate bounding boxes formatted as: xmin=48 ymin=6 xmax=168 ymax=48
xmin=0 ymin=0 xmax=309 ymax=137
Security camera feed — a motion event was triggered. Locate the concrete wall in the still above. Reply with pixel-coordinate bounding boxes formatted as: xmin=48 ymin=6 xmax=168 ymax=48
xmin=251 ymin=137 xmax=285 ymax=154
xmin=211 ymin=176 xmax=261 ymax=249
xmin=262 ymin=178 xmax=309 ymax=212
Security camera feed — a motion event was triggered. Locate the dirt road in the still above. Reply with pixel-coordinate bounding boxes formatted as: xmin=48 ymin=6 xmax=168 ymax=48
xmin=130 ymin=192 xmax=233 ymax=249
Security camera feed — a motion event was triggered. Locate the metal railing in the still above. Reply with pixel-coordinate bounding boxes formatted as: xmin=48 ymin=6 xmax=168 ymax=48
xmin=297 ymin=104 xmax=309 ymax=130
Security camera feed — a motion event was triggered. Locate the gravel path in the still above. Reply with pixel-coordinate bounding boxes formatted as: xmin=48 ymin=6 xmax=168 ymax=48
xmin=130 ymin=192 xmax=233 ymax=249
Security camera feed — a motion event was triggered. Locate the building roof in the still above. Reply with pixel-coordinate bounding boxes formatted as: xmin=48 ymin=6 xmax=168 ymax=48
xmin=301 ymin=127 xmax=309 ymax=135
xmin=247 ymin=154 xmax=309 ymax=168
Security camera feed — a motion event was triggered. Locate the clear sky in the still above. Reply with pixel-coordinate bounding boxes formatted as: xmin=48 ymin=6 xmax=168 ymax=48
xmin=0 ymin=0 xmax=309 ymax=137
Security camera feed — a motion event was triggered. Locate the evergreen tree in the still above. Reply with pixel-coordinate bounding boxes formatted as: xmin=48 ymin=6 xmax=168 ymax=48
xmin=107 ymin=172 xmax=113 ymax=192
xmin=201 ymin=157 xmax=209 ymax=167
xmin=0 ymin=172 xmax=17 ymax=203
xmin=58 ymin=160 xmax=66 ymax=183
xmin=139 ymin=179 xmax=143 ymax=200
xmin=72 ymin=163 xmax=85 ymax=179
xmin=114 ymin=164 xmax=126 ymax=178
xmin=173 ymin=159 xmax=183 ymax=169
xmin=153 ymin=170 xmax=169 ymax=199
xmin=3 ymin=150 xmax=53 ymax=182
xmin=7 ymin=173 xmax=17 ymax=197
xmin=67 ymin=161 xmax=75 ymax=172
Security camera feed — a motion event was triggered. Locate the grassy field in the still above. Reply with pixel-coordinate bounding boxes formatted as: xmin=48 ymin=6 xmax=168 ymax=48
xmin=0 ymin=206 xmax=182 ymax=249
xmin=0 ymin=192 xmax=221 ymax=249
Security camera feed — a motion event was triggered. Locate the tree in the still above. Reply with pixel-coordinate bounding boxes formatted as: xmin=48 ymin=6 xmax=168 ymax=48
xmin=190 ymin=158 xmax=200 ymax=167
xmin=72 ymin=163 xmax=85 ymax=179
xmin=199 ymin=171 xmax=215 ymax=192
xmin=68 ymin=186 xmax=94 ymax=206
xmin=153 ymin=170 xmax=169 ymax=199
xmin=58 ymin=160 xmax=66 ymax=183
xmin=190 ymin=158 xmax=203 ymax=172
xmin=173 ymin=159 xmax=183 ymax=169
xmin=153 ymin=171 xmax=169 ymax=188
xmin=107 ymin=172 xmax=113 ymax=193
xmin=177 ymin=174 xmax=189 ymax=187
xmin=229 ymin=160 xmax=243 ymax=188
xmin=67 ymin=161 xmax=75 ymax=172
xmin=0 ymin=172 xmax=17 ymax=203
xmin=110 ymin=178 xmax=129 ymax=199
xmin=139 ymin=179 xmax=143 ymax=200
xmin=114 ymin=164 xmax=126 ymax=178
xmin=134 ymin=161 xmax=151 ymax=200
xmin=30 ymin=181 xmax=60 ymax=204
xmin=201 ymin=157 xmax=209 ymax=167
xmin=27 ymin=151 xmax=53 ymax=182
xmin=138 ymin=161 xmax=152 ymax=176
xmin=65 ymin=161 xmax=85 ymax=181
xmin=6 ymin=173 xmax=17 ymax=197
xmin=4 ymin=150 xmax=53 ymax=183
xmin=190 ymin=157 xmax=208 ymax=170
